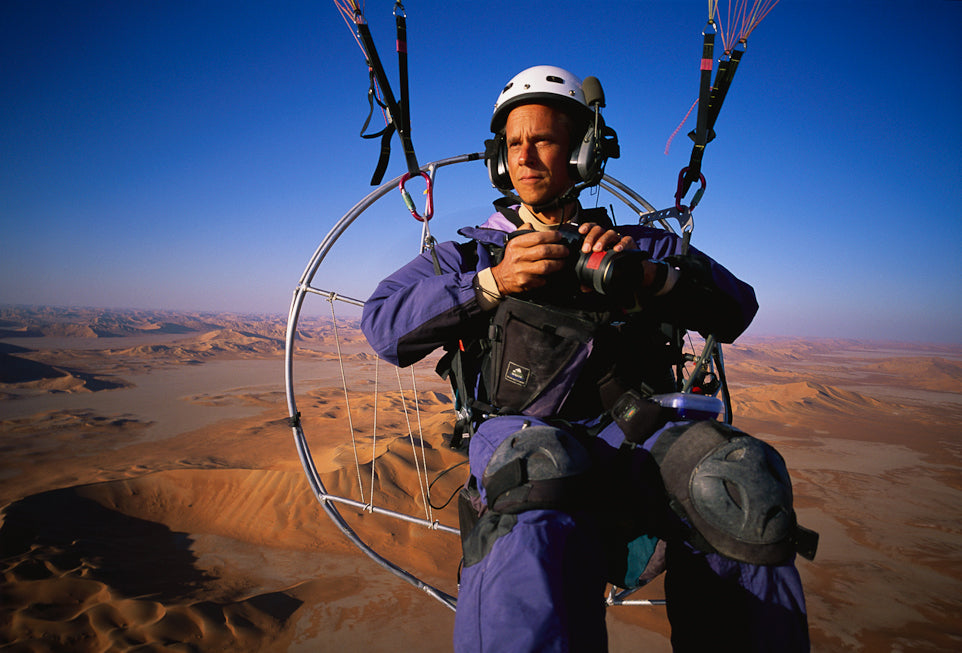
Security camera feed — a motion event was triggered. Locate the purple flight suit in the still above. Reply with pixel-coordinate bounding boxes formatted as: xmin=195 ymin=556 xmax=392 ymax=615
xmin=362 ymin=208 xmax=808 ymax=652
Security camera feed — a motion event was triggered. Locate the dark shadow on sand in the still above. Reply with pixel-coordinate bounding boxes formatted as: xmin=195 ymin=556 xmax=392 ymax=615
xmin=0 ymin=486 xmax=212 ymax=602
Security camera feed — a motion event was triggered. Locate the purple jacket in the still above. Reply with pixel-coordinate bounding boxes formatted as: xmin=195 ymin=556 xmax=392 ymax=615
xmin=362 ymin=208 xmax=757 ymax=370
xmin=362 ymin=209 xmax=809 ymax=652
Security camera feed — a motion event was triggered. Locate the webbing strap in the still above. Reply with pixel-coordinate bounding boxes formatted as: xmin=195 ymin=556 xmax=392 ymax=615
xmin=356 ymin=15 xmax=420 ymax=185
xmin=680 ymin=27 xmax=745 ymax=202
xmin=395 ymin=10 xmax=413 ymax=146
xmin=394 ymin=6 xmax=420 ymax=178
xmin=682 ymin=23 xmax=716 ymax=196
xmin=705 ymin=47 xmax=744 ymax=135
xmin=359 ymin=67 xmax=390 ymax=140
xmin=370 ymin=122 xmax=397 ymax=187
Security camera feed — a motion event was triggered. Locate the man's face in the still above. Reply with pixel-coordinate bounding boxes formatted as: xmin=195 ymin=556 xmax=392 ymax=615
xmin=504 ymin=103 xmax=573 ymax=212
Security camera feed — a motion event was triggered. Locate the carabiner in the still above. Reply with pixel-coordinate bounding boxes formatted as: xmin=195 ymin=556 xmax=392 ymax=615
xmin=399 ymin=170 xmax=434 ymax=222
xmin=675 ymin=166 xmax=707 ymax=212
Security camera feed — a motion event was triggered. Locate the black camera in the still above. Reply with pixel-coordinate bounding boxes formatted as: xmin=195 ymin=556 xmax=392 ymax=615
xmin=555 ymin=223 xmax=651 ymax=298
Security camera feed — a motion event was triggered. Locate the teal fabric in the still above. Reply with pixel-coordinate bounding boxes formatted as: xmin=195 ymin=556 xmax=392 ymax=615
xmin=624 ymin=533 xmax=660 ymax=588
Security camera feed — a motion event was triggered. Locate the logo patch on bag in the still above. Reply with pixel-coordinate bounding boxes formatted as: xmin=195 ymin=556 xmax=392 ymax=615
xmin=504 ymin=361 xmax=530 ymax=387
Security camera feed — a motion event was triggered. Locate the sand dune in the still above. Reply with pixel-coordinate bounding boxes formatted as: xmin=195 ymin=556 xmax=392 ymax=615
xmin=1 ymin=306 xmax=960 ymax=651
xmin=2 ymin=475 xmax=327 ymax=652
xmin=0 ymin=351 xmax=70 ymax=383
xmin=732 ymin=380 xmax=888 ymax=417
xmin=858 ymin=356 xmax=962 ymax=393
xmin=0 ymin=306 xmax=210 ymax=338
xmin=103 ymin=328 xmax=287 ymax=360
xmin=0 ymin=351 xmax=130 ymax=395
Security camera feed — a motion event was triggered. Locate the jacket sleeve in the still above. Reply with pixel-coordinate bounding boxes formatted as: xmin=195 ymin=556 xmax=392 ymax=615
xmin=361 ymin=241 xmax=486 ymax=367
xmin=628 ymin=226 xmax=758 ymax=343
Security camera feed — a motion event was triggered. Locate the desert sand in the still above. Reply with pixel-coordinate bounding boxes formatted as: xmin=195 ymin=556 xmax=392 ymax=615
xmin=1 ymin=305 xmax=960 ymax=651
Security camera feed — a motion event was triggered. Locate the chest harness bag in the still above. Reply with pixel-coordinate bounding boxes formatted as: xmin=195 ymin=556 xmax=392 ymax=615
xmin=437 ymin=204 xmax=679 ymax=450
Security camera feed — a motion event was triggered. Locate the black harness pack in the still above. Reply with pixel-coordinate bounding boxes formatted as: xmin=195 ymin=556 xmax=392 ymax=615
xmin=437 ymin=205 xmax=682 ymax=449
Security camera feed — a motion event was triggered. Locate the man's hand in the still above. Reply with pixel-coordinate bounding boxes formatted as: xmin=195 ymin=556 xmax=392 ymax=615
xmin=491 ymin=224 xmax=640 ymax=296
xmin=577 ymin=222 xmax=637 ymax=254
xmin=491 ymin=230 xmax=570 ymax=295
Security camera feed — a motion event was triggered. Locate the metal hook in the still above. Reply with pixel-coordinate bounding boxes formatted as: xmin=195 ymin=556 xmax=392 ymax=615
xmin=675 ymin=166 xmax=707 ymax=212
xmin=399 ymin=170 xmax=434 ymax=222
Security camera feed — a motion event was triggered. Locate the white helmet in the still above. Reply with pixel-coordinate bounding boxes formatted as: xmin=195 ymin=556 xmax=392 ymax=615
xmin=490 ymin=65 xmax=591 ymax=133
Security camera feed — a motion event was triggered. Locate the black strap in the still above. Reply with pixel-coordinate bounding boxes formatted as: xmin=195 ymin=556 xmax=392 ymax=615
xmin=359 ymin=67 xmax=391 ymax=140
xmin=680 ymin=27 xmax=744 ymax=201
xmin=394 ymin=8 xmax=419 ymax=176
xmin=358 ymin=66 xmax=397 ymax=188
xmin=581 ymin=206 xmax=615 ymax=230
xmin=437 ymin=343 xmax=475 ymax=449
xmin=493 ymin=200 xmax=527 ymax=229
xmin=356 ymin=16 xmax=420 ymax=185
xmin=371 ymin=122 xmax=397 ymax=187
xmin=793 ymin=524 xmax=820 ymax=561
xmin=434 ymin=240 xmax=492 ymax=449
xmin=683 ymin=24 xmax=715 ymax=195
xmin=705 ymin=47 xmax=744 ymax=136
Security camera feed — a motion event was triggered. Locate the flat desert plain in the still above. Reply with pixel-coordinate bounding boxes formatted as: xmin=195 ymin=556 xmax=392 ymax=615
xmin=1 ymin=306 xmax=960 ymax=651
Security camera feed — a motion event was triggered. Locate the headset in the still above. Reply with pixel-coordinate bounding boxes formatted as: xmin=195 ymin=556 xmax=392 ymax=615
xmin=485 ymin=72 xmax=619 ymax=203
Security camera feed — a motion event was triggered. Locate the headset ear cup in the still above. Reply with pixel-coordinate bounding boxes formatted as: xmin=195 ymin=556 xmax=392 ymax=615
xmin=570 ymin=129 xmax=601 ymax=185
xmin=486 ymin=134 xmax=514 ymax=192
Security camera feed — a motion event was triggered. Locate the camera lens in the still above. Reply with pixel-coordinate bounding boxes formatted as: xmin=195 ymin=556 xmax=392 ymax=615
xmin=575 ymin=249 xmax=651 ymax=297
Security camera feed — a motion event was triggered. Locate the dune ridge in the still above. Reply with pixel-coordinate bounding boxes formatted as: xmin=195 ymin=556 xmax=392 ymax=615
xmin=732 ymin=380 xmax=888 ymax=416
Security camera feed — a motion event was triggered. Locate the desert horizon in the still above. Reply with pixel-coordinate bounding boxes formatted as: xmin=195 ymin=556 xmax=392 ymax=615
xmin=1 ymin=304 xmax=960 ymax=651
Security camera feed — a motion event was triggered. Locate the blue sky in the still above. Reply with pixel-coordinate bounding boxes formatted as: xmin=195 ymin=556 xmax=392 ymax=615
xmin=2 ymin=1 xmax=960 ymax=343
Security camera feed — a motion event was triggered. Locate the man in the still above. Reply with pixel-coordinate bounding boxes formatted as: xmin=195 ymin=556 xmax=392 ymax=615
xmin=362 ymin=66 xmax=811 ymax=652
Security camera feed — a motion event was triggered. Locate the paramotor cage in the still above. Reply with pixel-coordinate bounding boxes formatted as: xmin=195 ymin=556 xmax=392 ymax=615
xmin=284 ymin=153 xmax=729 ymax=611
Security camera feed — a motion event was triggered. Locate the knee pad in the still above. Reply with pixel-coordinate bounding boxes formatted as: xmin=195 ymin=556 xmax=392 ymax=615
xmin=482 ymin=425 xmax=591 ymax=514
xmin=651 ymin=421 xmax=818 ymax=565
